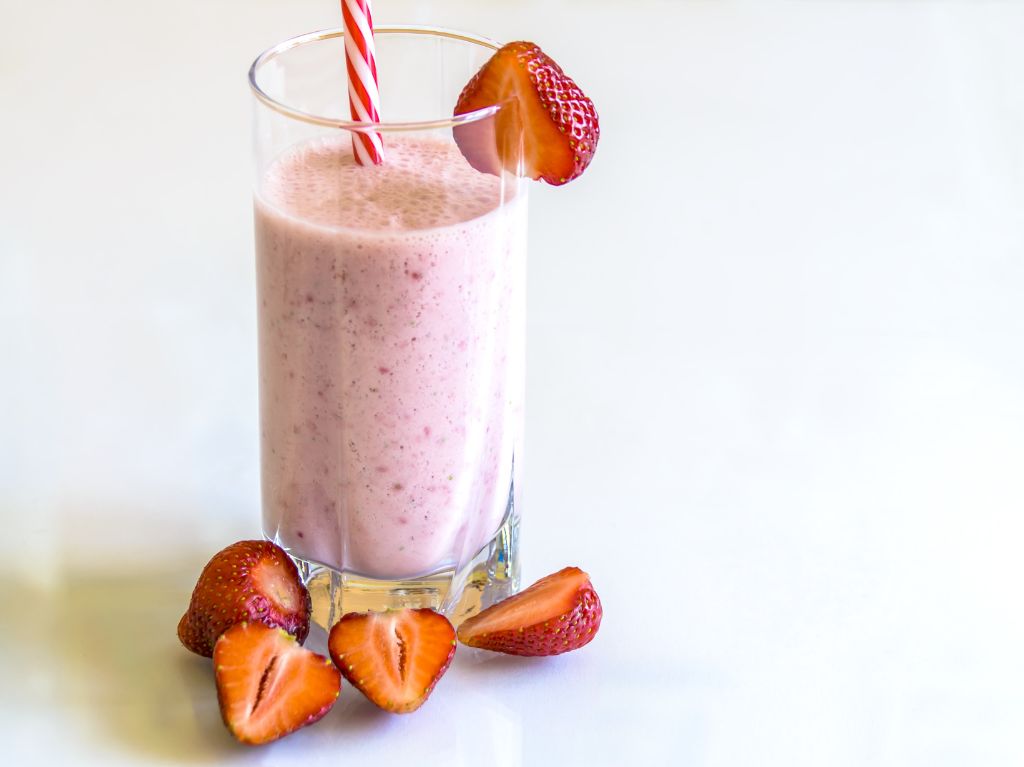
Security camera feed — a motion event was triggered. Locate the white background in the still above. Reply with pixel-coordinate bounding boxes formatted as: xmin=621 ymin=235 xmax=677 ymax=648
xmin=3 ymin=1 xmax=1024 ymax=764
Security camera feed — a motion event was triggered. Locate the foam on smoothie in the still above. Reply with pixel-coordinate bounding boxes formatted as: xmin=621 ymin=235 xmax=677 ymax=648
xmin=260 ymin=135 xmax=504 ymax=231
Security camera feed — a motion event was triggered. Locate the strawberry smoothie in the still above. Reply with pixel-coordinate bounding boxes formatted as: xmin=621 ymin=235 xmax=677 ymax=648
xmin=256 ymin=134 xmax=525 ymax=580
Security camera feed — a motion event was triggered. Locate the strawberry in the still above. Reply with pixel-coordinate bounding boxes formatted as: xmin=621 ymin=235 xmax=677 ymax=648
xmin=456 ymin=566 xmax=602 ymax=656
xmin=454 ymin=41 xmax=599 ymax=186
xmin=327 ymin=608 xmax=456 ymax=713
xmin=213 ymin=622 xmax=341 ymax=745
xmin=177 ymin=540 xmax=311 ymax=657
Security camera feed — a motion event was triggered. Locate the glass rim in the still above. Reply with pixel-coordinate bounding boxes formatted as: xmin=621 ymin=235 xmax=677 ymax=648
xmin=248 ymin=25 xmax=503 ymax=133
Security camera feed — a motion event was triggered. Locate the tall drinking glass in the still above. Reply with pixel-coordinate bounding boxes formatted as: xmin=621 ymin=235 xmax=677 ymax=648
xmin=249 ymin=27 xmax=526 ymax=629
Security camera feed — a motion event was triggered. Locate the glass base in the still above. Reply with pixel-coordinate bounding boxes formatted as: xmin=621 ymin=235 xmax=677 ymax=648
xmin=292 ymin=511 xmax=519 ymax=630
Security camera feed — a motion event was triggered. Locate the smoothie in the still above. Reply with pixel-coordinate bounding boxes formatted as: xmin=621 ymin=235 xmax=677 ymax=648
xmin=256 ymin=134 xmax=525 ymax=580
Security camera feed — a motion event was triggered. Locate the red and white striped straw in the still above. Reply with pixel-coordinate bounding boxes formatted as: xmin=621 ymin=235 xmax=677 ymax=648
xmin=341 ymin=0 xmax=384 ymax=165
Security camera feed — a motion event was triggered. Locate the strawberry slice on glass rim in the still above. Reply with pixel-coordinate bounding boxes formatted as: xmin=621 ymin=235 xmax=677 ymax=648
xmin=454 ymin=41 xmax=600 ymax=186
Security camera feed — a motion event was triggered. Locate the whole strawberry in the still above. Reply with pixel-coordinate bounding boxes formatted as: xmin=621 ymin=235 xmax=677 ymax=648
xmin=178 ymin=540 xmax=311 ymax=657
xmin=457 ymin=566 xmax=602 ymax=656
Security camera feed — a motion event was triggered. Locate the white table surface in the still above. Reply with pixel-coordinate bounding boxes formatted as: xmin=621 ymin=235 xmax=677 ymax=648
xmin=3 ymin=0 xmax=1024 ymax=764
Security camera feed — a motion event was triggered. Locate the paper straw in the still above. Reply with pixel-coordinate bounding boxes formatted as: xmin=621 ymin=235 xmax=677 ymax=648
xmin=342 ymin=0 xmax=383 ymax=165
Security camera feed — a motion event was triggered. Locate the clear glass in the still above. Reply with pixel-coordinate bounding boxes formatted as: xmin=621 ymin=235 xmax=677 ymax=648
xmin=250 ymin=27 xmax=526 ymax=629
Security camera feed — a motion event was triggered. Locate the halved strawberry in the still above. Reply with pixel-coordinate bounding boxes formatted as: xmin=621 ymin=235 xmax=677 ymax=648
xmin=456 ymin=566 xmax=602 ymax=656
xmin=454 ymin=41 xmax=599 ymax=186
xmin=178 ymin=540 xmax=311 ymax=657
xmin=213 ymin=622 xmax=341 ymax=745
xmin=327 ymin=608 xmax=456 ymax=714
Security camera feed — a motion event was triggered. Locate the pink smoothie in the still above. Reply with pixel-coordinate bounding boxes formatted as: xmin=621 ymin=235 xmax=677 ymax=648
xmin=256 ymin=135 xmax=525 ymax=579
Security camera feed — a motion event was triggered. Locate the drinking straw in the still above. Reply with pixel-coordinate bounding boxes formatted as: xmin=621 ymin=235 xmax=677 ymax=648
xmin=342 ymin=0 xmax=383 ymax=164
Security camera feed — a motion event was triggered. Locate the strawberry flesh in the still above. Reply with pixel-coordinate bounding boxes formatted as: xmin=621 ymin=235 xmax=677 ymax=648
xmin=456 ymin=566 xmax=602 ymax=656
xmin=327 ymin=608 xmax=456 ymax=714
xmin=214 ymin=622 xmax=341 ymax=745
xmin=454 ymin=41 xmax=599 ymax=185
xmin=178 ymin=540 xmax=311 ymax=657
